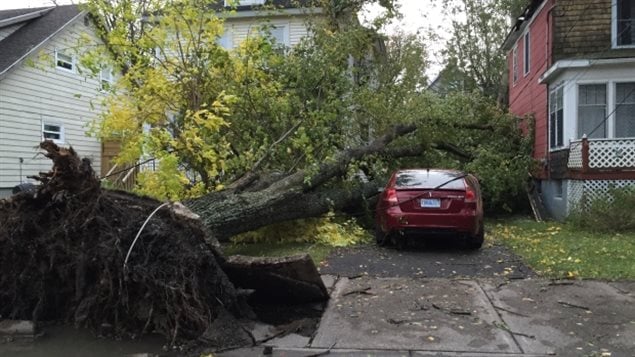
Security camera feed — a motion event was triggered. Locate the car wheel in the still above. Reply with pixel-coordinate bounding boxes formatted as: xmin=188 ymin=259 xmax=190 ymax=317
xmin=375 ymin=224 xmax=388 ymax=247
xmin=467 ymin=225 xmax=484 ymax=250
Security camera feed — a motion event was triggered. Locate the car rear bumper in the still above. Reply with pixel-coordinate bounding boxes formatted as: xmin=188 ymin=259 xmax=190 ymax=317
xmin=378 ymin=207 xmax=480 ymax=236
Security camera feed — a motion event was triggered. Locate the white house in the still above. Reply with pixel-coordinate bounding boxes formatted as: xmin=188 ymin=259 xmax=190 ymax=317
xmin=0 ymin=5 xmax=110 ymax=197
xmin=216 ymin=0 xmax=320 ymax=50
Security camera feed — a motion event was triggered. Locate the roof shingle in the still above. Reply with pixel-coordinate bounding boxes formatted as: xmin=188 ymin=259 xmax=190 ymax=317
xmin=0 ymin=5 xmax=82 ymax=76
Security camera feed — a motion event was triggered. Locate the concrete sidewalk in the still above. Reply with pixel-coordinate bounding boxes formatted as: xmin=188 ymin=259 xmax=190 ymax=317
xmin=221 ymin=276 xmax=635 ymax=356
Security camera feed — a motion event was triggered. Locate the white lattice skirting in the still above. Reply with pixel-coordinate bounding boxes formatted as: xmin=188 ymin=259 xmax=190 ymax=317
xmin=568 ymin=141 xmax=583 ymax=168
xmin=567 ymin=179 xmax=635 ymax=211
xmin=588 ymin=139 xmax=635 ymax=169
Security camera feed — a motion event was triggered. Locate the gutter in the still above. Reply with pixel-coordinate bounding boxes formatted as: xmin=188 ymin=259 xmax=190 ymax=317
xmin=142 ymin=7 xmax=322 ymax=24
xmin=0 ymin=7 xmax=53 ymax=28
xmin=539 ymin=57 xmax=635 ymax=83
xmin=0 ymin=10 xmax=86 ymax=81
xmin=219 ymin=7 xmax=322 ymax=19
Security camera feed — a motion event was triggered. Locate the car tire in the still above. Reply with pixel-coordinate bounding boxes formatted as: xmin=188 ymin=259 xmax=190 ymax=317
xmin=467 ymin=225 xmax=484 ymax=250
xmin=375 ymin=224 xmax=388 ymax=247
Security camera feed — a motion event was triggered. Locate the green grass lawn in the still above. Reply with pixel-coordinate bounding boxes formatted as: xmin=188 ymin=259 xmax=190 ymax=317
xmin=221 ymin=242 xmax=336 ymax=265
xmin=489 ymin=217 xmax=635 ymax=280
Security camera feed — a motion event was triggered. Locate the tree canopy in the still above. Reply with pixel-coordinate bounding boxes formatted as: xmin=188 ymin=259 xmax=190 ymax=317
xmin=84 ymin=0 xmax=531 ymax=213
xmin=438 ymin=0 xmax=527 ymax=101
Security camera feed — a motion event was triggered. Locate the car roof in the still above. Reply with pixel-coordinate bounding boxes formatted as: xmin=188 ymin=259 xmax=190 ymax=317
xmin=395 ymin=169 xmax=466 ymax=175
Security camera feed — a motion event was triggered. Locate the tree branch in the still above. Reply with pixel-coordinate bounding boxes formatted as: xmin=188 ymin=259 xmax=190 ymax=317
xmin=266 ymin=123 xmax=418 ymax=193
xmin=453 ymin=123 xmax=495 ymax=131
xmin=433 ymin=141 xmax=474 ymax=161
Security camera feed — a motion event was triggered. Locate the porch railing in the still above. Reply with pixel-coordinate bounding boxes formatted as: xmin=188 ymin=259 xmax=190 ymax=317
xmin=101 ymin=157 xmax=157 ymax=191
xmin=568 ymin=137 xmax=635 ymax=170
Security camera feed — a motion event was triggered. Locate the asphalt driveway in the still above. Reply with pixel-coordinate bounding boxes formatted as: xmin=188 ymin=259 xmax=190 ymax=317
xmin=220 ymin=237 xmax=634 ymax=356
xmin=319 ymin=238 xmax=534 ymax=279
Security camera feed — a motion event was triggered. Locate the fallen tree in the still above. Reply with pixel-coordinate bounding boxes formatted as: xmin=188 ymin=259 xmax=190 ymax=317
xmin=0 ymin=142 xmax=247 ymax=345
xmin=85 ymin=0 xmax=531 ymax=235
xmin=187 ymin=124 xmax=419 ymax=241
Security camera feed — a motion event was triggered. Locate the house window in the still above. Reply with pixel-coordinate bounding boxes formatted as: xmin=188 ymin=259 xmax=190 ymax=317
xmin=578 ymin=84 xmax=607 ymax=138
xmin=614 ymin=0 xmax=635 ymax=47
xmin=269 ymin=25 xmax=288 ymax=47
xmin=224 ymin=0 xmax=265 ymax=6
xmin=554 ymin=180 xmax=563 ymax=199
xmin=218 ymin=29 xmax=233 ymax=49
xmin=512 ymin=45 xmax=518 ymax=84
xmin=523 ymin=32 xmax=530 ymax=75
xmin=55 ymin=50 xmax=74 ymax=72
xmin=549 ymin=85 xmax=564 ymax=148
xmin=259 ymin=24 xmax=289 ymax=51
xmin=100 ymin=67 xmax=113 ymax=91
xmin=615 ymin=82 xmax=635 ymax=137
xmin=42 ymin=122 xmax=64 ymax=143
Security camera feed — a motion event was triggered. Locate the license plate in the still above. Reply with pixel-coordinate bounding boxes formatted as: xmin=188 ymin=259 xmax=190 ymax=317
xmin=421 ymin=198 xmax=440 ymax=208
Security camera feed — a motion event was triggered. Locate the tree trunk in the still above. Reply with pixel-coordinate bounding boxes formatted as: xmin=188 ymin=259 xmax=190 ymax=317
xmin=187 ymin=124 xmax=418 ymax=241
xmin=187 ymin=181 xmax=381 ymax=241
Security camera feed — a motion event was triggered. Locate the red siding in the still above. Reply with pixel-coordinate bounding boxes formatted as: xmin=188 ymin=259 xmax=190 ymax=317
xmin=507 ymin=0 xmax=553 ymax=178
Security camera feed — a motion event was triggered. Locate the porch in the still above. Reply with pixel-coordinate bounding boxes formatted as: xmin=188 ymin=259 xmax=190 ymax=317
xmin=549 ymin=137 xmax=635 ymax=179
xmin=541 ymin=137 xmax=635 ymax=216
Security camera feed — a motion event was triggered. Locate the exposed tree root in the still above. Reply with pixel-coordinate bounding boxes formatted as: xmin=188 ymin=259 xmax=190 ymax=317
xmin=0 ymin=141 xmax=246 ymax=345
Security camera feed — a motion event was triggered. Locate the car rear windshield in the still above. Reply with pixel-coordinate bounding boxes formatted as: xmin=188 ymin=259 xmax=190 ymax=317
xmin=395 ymin=170 xmax=465 ymax=190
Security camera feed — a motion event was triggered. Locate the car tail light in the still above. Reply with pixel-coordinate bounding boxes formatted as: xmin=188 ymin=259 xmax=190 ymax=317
xmin=465 ymin=185 xmax=477 ymax=203
xmin=385 ymin=188 xmax=398 ymax=205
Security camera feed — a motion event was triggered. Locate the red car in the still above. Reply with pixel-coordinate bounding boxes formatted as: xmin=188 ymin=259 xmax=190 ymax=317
xmin=375 ymin=169 xmax=484 ymax=249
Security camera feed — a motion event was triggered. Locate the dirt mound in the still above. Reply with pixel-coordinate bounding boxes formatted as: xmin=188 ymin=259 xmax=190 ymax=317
xmin=0 ymin=142 xmax=245 ymax=345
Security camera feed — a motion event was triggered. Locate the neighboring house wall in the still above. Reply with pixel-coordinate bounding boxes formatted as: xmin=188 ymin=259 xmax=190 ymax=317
xmin=223 ymin=15 xmax=312 ymax=49
xmin=508 ymin=0 xmax=552 ymax=173
xmin=0 ymin=12 xmax=107 ymax=194
xmin=504 ymin=0 xmax=635 ymax=220
xmin=220 ymin=6 xmax=318 ymax=50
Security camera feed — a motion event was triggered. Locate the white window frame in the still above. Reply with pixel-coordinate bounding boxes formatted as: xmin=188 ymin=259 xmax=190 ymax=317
xmin=512 ymin=45 xmax=519 ymax=84
xmin=42 ymin=122 xmax=65 ymax=144
xmin=612 ymin=0 xmax=635 ymax=48
xmin=224 ymin=0 xmax=265 ymax=6
xmin=576 ymin=82 xmax=608 ymax=139
xmin=614 ymin=80 xmax=635 ymax=137
xmin=268 ymin=24 xmax=290 ymax=48
xmin=99 ymin=67 xmax=114 ymax=91
xmin=523 ymin=31 xmax=531 ymax=76
xmin=254 ymin=23 xmax=290 ymax=49
xmin=549 ymin=83 xmax=564 ymax=150
xmin=55 ymin=50 xmax=75 ymax=73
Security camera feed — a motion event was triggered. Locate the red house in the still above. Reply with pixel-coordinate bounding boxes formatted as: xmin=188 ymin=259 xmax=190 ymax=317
xmin=503 ymin=0 xmax=635 ymax=220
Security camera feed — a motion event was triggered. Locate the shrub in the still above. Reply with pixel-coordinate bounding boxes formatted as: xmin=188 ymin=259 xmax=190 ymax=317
xmin=231 ymin=212 xmax=370 ymax=247
xmin=568 ymin=186 xmax=635 ymax=233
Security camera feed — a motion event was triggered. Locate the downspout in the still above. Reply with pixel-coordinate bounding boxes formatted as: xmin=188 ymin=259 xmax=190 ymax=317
xmin=545 ymin=1 xmax=557 ymax=180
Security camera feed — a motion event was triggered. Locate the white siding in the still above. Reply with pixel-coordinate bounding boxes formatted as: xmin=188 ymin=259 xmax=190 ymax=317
xmin=0 ymin=15 xmax=107 ymax=189
xmin=0 ymin=23 xmax=25 ymax=41
xmin=224 ymin=15 xmax=312 ymax=48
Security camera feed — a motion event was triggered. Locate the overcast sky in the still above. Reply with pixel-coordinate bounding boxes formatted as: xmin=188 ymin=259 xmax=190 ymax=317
xmin=0 ymin=0 xmax=448 ymax=75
